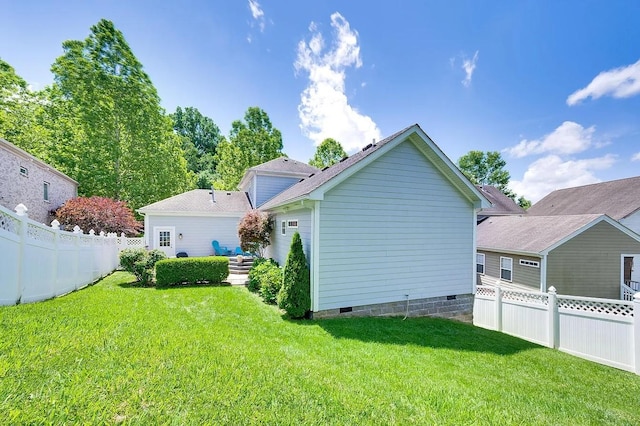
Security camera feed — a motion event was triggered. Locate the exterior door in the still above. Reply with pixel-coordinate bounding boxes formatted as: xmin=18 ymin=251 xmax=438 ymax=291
xmin=624 ymin=257 xmax=633 ymax=284
xmin=154 ymin=226 xmax=176 ymax=258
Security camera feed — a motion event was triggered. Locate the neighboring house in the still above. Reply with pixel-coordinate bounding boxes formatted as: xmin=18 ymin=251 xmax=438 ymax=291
xmin=476 ymin=185 xmax=525 ymax=223
xmin=137 ymin=189 xmax=252 ymax=258
xmin=261 ymin=124 xmax=489 ymax=318
xmin=527 ymin=176 xmax=640 ymax=235
xmin=0 ymin=138 xmax=78 ymax=224
xmin=476 ymin=214 xmax=640 ymax=299
xmin=238 ymin=157 xmax=320 ymax=208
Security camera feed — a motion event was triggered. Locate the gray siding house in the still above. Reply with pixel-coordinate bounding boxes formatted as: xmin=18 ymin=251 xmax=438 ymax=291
xmin=0 ymin=138 xmax=77 ymax=224
xmin=261 ymin=124 xmax=489 ymax=318
xmin=477 ymin=214 xmax=640 ymax=299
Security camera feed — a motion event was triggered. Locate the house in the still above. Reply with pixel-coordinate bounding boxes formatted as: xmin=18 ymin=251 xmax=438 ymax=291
xmin=476 ymin=214 xmax=640 ymax=299
xmin=527 ymin=176 xmax=640 ymax=235
xmin=137 ymin=189 xmax=252 ymax=258
xmin=476 ymin=185 xmax=525 ymax=223
xmin=261 ymin=124 xmax=489 ymax=318
xmin=0 ymin=138 xmax=78 ymax=224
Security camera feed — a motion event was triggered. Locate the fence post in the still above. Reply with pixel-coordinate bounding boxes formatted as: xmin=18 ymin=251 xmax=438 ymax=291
xmin=51 ymin=220 xmax=60 ymax=296
xmin=495 ymin=286 xmax=502 ymax=332
xmin=634 ymin=293 xmax=640 ymax=375
xmin=14 ymin=204 xmax=29 ymax=304
xmin=548 ymin=286 xmax=558 ymax=349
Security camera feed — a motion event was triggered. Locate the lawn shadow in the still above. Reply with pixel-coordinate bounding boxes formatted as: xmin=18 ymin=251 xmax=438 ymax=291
xmin=154 ymin=282 xmax=232 ymax=290
xmin=293 ymin=315 xmax=540 ymax=356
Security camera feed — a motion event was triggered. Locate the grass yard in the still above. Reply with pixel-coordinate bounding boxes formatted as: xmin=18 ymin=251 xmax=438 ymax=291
xmin=1 ymin=272 xmax=639 ymax=425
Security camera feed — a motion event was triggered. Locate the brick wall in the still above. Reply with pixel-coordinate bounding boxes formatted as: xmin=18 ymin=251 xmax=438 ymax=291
xmin=0 ymin=141 xmax=77 ymax=224
xmin=312 ymin=293 xmax=474 ymax=322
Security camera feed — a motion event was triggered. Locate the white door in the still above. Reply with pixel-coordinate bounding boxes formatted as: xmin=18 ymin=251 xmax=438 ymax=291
xmin=154 ymin=226 xmax=176 ymax=258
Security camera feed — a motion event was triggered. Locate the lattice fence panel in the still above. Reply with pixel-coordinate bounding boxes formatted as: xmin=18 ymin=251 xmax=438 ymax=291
xmin=0 ymin=210 xmax=19 ymax=235
xmin=558 ymin=297 xmax=633 ymax=317
xmin=503 ymin=290 xmax=548 ymax=305
xmin=476 ymin=286 xmax=495 ymax=298
xmin=27 ymin=223 xmax=55 ymax=243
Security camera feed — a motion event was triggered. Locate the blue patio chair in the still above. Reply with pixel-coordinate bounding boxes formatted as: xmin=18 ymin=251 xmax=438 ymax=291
xmin=234 ymin=246 xmax=252 ymax=257
xmin=212 ymin=240 xmax=231 ymax=256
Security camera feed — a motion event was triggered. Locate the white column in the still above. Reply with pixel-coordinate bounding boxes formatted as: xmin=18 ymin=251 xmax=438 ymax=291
xmin=15 ymin=204 xmax=29 ymax=304
xmin=548 ymin=286 xmax=558 ymax=349
xmin=634 ymin=293 xmax=640 ymax=375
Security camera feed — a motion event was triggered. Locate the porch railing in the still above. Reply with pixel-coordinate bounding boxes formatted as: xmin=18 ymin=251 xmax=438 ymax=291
xmin=622 ymin=282 xmax=637 ymax=301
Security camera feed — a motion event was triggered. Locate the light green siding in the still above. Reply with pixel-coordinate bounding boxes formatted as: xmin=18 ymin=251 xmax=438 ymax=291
xmin=479 ymin=250 xmax=541 ymax=290
xmin=547 ymin=221 xmax=640 ymax=299
xmin=317 ymin=140 xmax=475 ymax=310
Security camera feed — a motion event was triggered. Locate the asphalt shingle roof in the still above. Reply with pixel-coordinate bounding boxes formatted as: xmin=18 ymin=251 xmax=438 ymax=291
xmin=138 ymin=189 xmax=252 ymax=214
xmin=477 ymin=214 xmax=603 ymax=254
xmin=260 ymin=125 xmax=414 ymax=210
xmin=477 ymin=185 xmax=526 ymax=216
xmin=527 ymin=176 xmax=640 ymax=220
xmin=248 ymin=157 xmax=320 ymax=175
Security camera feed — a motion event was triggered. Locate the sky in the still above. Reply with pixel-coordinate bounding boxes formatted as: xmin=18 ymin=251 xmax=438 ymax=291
xmin=1 ymin=0 xmax=639 ymax=202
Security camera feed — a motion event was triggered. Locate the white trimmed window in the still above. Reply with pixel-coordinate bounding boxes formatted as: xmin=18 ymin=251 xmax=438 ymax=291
xmin=281 ymin=220 xmax=286 ymax=236
xmin=500 ymin=256 xmax=513 ymax=282
xmin=20 ymin=166 xmax=28 ymax=177
xmin=287 ymin=220 xmax=298 ymax=228
xmin=43 ymin=182 xmax=50 ymax=202
xmin=519 ymin=259 xmax=540 ymax=268
xmin=476 ymin=253 xmax=485 ymax=274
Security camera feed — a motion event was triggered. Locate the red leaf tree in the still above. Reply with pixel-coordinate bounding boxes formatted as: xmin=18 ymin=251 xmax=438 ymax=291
xmin=55 ymin=196 xmax=142 ymax=235
xmin=237 ymin=209 xmax=273 ymax=257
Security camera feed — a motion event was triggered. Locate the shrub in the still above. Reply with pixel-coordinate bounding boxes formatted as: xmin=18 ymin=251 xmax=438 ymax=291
xmin=55 ymin=196 xmax=141 ymax=235
xmin=247 ymin=258 xmax=279 ymax=293
xmin=155 ymin=257 xmax=229 ymax=288
xmin=277 ymin=232 xmax=310 ymax=319
xmin=119 ymin=248 xmax=166 ymax=285
xmin=259 ymin=265 xmax=283 ymax=305
xmin=238 ymin=209 xmax=273 ymax=257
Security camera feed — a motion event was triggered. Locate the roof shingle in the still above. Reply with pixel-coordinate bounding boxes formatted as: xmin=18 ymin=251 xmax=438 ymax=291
xmin=138 ymin=189 xmax=252 ymax=214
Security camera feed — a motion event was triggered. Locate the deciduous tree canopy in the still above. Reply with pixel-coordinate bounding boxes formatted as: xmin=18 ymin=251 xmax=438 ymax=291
xmin=309 ymin=138 xmax=347 ymax=169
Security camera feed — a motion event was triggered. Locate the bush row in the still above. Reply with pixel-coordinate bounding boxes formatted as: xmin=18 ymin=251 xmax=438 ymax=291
xmin=155 ymin=256 xmax=229 ymax=288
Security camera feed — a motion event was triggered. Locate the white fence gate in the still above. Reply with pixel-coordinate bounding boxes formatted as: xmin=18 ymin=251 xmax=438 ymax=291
xmin=474 ymin=285 xmax=640 ymax=374
xmin=0 ymin=203 xmax=120 ymax=305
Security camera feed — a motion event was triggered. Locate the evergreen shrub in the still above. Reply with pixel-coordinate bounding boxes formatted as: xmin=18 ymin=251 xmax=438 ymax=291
xmin=277 ymin=232 xmax=310 ymax=318
xmin=119 ymin=248 xmax=166 ymax=285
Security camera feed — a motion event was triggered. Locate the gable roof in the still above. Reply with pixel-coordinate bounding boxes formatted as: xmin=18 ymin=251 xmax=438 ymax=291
xmin=477 ymin=185 xmax=526 ymax=216
xmin=260 ymin=124 xmax=490 ymax=210
xmin=238 ymin=157 xmax=319 ymax=190
xmin=137 ymin=189 xmax=252 ymax=215
xmin=527 ymin=176 xmax=640 ymax=220
xmin=476 ymin=214 xmax=639 ymax=255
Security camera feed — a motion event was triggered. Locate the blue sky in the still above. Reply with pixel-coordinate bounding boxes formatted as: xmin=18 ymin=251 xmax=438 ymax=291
xmin=1 ymin=0 xmax=639 ymax=202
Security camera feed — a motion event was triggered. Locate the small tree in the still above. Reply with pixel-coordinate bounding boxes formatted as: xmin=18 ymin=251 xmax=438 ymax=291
xmin=55 ymin=196 xmax=141 ymax=235
xmin=309 ymin=138 xmax=347 ymax=169
xmin=238 ymin=209 xmax=273 ymax=257
xmin=277 ymin=232 xmax=310 ymax=319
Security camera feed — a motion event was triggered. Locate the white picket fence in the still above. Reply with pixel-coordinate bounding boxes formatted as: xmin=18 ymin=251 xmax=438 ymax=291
xmin=474 ymin=285 xmax=640 ymax=374
xmin=0 ymin=203 xmax=120 ymax=305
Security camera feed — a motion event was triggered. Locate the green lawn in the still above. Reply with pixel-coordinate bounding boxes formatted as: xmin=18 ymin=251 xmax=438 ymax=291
xmin=1 ymin=272 xmax=639 ymax=425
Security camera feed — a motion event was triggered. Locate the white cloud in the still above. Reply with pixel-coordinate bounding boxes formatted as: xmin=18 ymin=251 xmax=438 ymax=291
xmin=461 ymin=51 xmax=479 ymax=87
xmin=248 ymin=0 xmax=265 ymax=32
xmin=505 ymin=121 xmax=597 ymax=158
xmin=567 ymin=58 xmax=640 ymax=105
xmin=632 ymin=152 xmax=640 ymax=161
xmin=295 ymin=13 xmax=381 ymax=152
xmin=509 ymin=154 xmax=616 ymax=203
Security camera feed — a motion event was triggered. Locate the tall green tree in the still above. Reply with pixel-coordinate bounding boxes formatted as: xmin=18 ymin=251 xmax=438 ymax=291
xmin=171 ymin=106 xmax=222 ymax=188
xmin=309 ymin=138 xmax=347 ymax=169
xmin=213 ymin=107 xmax=285 ymax=190
xmin=457 ymin=150 xmax=531 ymax=209
xmin=50 ymin=19 xmax=193 ymax=209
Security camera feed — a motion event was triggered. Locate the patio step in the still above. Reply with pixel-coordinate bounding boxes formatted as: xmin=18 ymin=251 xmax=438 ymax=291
xmin=228 ymin=257 xmax=254 ymax=275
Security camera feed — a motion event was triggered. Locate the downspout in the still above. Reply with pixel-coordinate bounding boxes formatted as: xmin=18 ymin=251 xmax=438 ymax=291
xmin=472 ymin=209 xmax=478 ymax=294
xmin=540 ymin=253 xmax=548 ymax=292
xmin=312 ymin=200 xmax=321 ymax=312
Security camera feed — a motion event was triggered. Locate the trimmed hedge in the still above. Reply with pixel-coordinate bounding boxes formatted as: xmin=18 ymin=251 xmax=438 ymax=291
xmin=155 ymin=256 xmax=229 ymax=288
xmin=119 ymin=248 xmax=166 ymax=285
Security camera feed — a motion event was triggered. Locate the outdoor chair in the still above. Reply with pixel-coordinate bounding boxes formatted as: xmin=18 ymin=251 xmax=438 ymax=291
xmin=212 ymin=240 xmax=232 ymax=256
xmin=234 ymin=247 xmax=252 ymax=257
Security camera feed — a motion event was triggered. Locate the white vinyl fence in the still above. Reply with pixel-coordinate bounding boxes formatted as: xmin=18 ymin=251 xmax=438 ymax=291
xmin=0 ymin=203 xmax=120 ymax=305
xmin=474 ymin=285 xmax=640 ymax=374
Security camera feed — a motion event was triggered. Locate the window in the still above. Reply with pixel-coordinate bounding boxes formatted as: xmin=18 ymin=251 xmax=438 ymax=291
xmin=500 ymin=257 xmax=513 ymax=282
xmin=519 ymin=259 xmax=540 ymax=268
xmin=158 ymin=230 xmax=171 ymax=247
xmin=281 ymin=220 xmax=286 ymax=236
xmin=43 ymin=182 xmax=50 ymax=202
xmin=20 ymin=166 xmax=28 ymax=177
xmin=287 ymin=220 xmax=298 ymax=228
xmin=476 ymin=253 xmax=485 ymax=274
